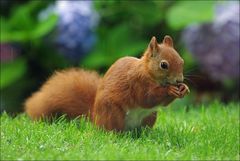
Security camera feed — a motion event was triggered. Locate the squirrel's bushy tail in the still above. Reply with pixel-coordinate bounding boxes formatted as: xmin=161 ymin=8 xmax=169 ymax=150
xmin=25 ymin=68 xmax=100 ymax=120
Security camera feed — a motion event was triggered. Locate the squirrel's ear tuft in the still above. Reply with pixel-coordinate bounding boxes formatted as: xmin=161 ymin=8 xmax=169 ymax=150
xmin=148 ymin=36 xmax=159 ymax=57
xmin=163 ymin=35 xmax=173 ymax=47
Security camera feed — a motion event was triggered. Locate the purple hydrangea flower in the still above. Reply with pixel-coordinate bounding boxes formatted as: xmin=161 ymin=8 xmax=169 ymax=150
xmin=40 ymin=0 xmax=99 ymax=62
xmin=182 ymin=1 xmax=239 ymax=82
xmin=0 ymin=43 xmax=19 ymax=63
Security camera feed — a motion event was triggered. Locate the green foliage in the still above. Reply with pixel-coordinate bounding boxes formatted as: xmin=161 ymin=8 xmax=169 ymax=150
xmin=81 ymin=1 xmax=171 ymax=70
xmin=82 ymin=0 xmax=215 ymax=70
xmin=181 ymin=50 xmax=198 ymax=71
xmin=0 ymin=1 xmax=57 ymax=42
xmin=94 ymin=1 xmax=166 ymax=28
xmin=0 ymin=58 xmax=27 ymax=89
xmin=81 ymin=24 xmax=147 ymax=69
xmin=1 ymin=102 xmax=239 ymax=160
xmin=166 ymin=1 xmax=215 ymax=30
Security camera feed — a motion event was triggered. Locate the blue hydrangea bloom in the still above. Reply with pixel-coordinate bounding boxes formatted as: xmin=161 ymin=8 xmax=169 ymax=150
xmin=182 ymin=1 xmax=239 ymax=82
xmin=40 ymin=0 xmax=99 ymax=62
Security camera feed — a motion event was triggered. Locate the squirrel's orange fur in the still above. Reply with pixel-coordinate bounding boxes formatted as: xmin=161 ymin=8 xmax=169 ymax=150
xmin=25 ymin=69 xmax=100 ymax=119
xmin=25 ymin=35 xmax=189 ymax=132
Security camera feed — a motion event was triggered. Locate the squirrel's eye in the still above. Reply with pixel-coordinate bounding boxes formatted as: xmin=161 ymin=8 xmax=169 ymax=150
xmin=160 ymin=61 xmax=169 ymax=70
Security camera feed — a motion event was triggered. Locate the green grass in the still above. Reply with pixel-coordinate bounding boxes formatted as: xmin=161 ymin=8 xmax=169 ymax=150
xmin=1 ymin=101 xmax=239 ymax=160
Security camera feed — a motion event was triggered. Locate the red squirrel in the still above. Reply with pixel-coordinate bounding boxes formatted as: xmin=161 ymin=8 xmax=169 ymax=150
xmin=25 ymin=35 xmax=190 ymax=132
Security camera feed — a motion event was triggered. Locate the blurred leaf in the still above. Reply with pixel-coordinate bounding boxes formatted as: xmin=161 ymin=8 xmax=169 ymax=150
xmin=0 ymin=30 xmax=29 ymax=42
xmin=81 ymin=24 xmax=147 ymax=69
xmin=80 ymin=53 xmax=110 ymax=69
xmin=0 ymin=1 xmax=57 ymax=43
xmin=0 ymin=17 xmax=8 ymax=32
xmin=0 ymin=58 xmax=27 ymax=89
xmin=31 ymin=14 xmax=58 ymax=39
xmin=166 ymin=1 xmax=215 ymax=30
xmin=181 ymin=50 xmax=198 ymax=71
xmin=94 ymin=1 xmax=165 ymax=28
xmin=8 ymin=2 xmax=34 ymax=31
xmin=127 ymin=2 xmax=164 ymax=26
xmin=7 ymin=1 xmax=45 ymax=32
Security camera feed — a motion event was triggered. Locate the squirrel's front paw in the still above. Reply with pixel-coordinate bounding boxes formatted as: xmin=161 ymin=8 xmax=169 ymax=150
xmin=167 ymin=85 xmax=181 ymax=98
xmin=178 ymin=83 xmax=190 ymax=98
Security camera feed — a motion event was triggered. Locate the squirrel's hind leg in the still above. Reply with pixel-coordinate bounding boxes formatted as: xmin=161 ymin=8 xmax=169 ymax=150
xmin=141 ymin=112 xmax=157 ymax=128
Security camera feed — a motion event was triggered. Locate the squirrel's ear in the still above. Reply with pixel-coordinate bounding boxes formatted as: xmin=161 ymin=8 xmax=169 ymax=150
xmin=163 ymin=35 xmax=173 ymax=47
xmin=148 ymin=36 xmax=159 ymax=57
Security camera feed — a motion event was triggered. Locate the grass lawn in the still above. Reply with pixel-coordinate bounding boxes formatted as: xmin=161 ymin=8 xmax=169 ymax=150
xmin=1 ymin=101 xmax=239 ymax=160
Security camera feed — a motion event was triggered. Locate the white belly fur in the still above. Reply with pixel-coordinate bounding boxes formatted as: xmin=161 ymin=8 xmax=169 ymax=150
xmin=124 ymin=107 xmax=159 ymax=130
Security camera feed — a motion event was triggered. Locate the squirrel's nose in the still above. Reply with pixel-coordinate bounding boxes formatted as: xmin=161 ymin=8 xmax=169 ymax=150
xmin=176 ymin=75 xmax=184 ymax=83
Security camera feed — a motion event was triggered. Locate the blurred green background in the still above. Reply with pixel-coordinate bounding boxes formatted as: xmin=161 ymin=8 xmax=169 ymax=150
xmin=0 ymin=0 xmax=239 ymax=113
